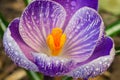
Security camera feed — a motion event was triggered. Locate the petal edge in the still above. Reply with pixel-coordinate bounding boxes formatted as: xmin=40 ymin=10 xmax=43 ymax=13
xmin=3 ymin=18 xmax=39 ymax=71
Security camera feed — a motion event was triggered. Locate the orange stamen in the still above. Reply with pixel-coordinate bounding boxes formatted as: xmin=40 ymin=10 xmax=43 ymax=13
xmin=46 ymin=28 xmax=66 ymax=56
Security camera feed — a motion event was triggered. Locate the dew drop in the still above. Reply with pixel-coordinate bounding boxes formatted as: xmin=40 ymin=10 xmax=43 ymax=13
xmin=34 ymin=16 xmax=37 ymax=20
xmin=71 ymin=1 xmax=76 ymax=6
xmin=67 ymin=0 xmax=69 ymax=2
xmin=71 ymin=7 xmax=75 ymax=10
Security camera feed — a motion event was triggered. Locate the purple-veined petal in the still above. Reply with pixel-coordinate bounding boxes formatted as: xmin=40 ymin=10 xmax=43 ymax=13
xmin=53 ymin=0 xmax=98 ymax=30
xmin=34 ymin=0 xmax=98 ymax=16
xmin=33 ymin=0 xmax=98 ymax=30
xmin=9 ymin=18 xmax=34 ymax=61
xmin=3 ymin=18 xmax=39 ymax=71
xmin=19 ymin=0 xmax=66 ymax=53
xmin=67 ymin=56 xmax=114 ymax=79
xmin=32 ymin=52 xmax=75 ymax=76
xmin=78 ymin=36 xmax=114 ymax=66
xmin=66 ymin=37 xmax=115 ymax=78
xmin=88 ymin=37 xmax=114 ymax=61
xmin=63 ymin=7 xmax=104 ymax=62
xmin=53 ymin=0 xmax=98 ymax=15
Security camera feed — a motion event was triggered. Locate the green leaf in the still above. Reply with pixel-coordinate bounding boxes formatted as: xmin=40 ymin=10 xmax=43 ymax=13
xmin=24 ymin=0 xmax=32 ymax=6
xmin=106 ymin=20 xmax=120 ymax=36
xmin=0 ymin=12 xmax=8 ymax=38
xmin=115 ymin=50 xmax=120 ymax=55
xmin=0 ymin=12 xmax=9 ymax=27
xmin=0 ymin=27 xmax=4 ymax=38
xmin=0 ymin=18 xmax=7 ymax=32
xmin=62 ymin=76 xmax=73 ymax=80
xmin=26 ymin=70 xmax=43 ymax=80
xmin=36 ymin=72 xmax=44 ymax=80
xmin=115 ymin=46 xmax=120 ymax=50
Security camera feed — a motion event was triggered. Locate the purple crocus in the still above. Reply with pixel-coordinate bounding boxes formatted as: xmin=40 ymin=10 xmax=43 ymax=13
xmin=3 ymin=0 xmax=115 ymax=79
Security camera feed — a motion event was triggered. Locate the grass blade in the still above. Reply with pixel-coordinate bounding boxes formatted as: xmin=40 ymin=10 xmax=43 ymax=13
xmin=26 ymin=70 xmax=43 ymax=80
xmin=24 ymin=0 xmax=32 ymax=6
xmin=106 ymin=20 xmax=120 ymax=36
xmin=0 ymin=12 xmax=8 ymax=38
xmin=0 ymin=12 xmax=9 ymax=27
xmin=0 ymin=27 xmax=4 ymax=38
xmin=115 ymin=50 xmax=120 ymax=55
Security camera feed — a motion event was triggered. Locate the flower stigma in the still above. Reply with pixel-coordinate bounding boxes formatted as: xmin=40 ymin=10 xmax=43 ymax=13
xmin=47 ymin=28 xmax=66 ymax=56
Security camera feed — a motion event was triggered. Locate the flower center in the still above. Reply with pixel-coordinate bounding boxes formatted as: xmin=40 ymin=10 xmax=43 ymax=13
xmin=46 ymin=28 xmax=66 ymax=56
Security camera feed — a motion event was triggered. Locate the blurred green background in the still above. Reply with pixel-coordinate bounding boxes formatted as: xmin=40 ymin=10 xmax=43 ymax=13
xmin=0 ymin=0 xmax=120 ymax=80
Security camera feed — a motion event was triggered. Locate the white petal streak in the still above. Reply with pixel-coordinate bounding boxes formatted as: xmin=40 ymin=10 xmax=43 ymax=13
xmin=3 ymin=28 xmax=39 ymax=71
xmin=63 ymin=7 xmax=103 ymax=62
xmin=19 ymin=1 xmax=66 ymax=52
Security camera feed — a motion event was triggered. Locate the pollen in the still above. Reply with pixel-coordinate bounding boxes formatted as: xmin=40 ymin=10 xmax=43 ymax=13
xmin=46 ymin=28 xmax=66 ymax=56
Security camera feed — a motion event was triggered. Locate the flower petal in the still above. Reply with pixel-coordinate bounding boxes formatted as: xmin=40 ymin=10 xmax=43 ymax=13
xmin=32 ymin=52 xmax=75 ymax=76
xmin=78 ymin=36 xmax=115 ymax=65
xmin=67 ymin=37 xmax=115 ymax=78
xmin=87 ymin=36 xmax=114 ymax=61
xmin=34 ymin=0 xmax=98 ymax=15
xmin=8 ymin=18 xmax=35 ymax=61
xmin=33 ymin=0 xmax=98 ymax=30
xmin=67 ymin=56 xmax=114 ymax=79
xmin=3 ymin=18 xmax=39 ymax=71
xmin=53 ymin=0 xmax=98 ymax=15
xmin=19 ymin=0 xmax=66 ymax=52
xmin=63 ymin=7 xmax=104 ymax=62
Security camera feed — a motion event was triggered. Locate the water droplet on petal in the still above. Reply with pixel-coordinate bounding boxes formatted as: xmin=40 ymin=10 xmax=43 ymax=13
xmin=71 ymin=1 xmax=76 ymax=6
xmin=71 ymin=7 xmax=75 ymax=10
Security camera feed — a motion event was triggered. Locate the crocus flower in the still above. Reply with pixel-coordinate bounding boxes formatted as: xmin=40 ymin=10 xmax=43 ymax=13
xmin=3 ymin=0 xmax=115 ymax=79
